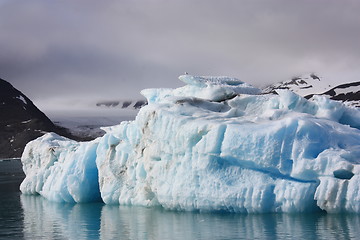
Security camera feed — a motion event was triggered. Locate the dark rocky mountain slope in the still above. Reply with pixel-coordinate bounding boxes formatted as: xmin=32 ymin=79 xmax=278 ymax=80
xmin=0 ymin=78 xmax=83 ymax=158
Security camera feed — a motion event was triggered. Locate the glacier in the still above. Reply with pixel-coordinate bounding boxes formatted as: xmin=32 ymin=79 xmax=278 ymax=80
xmin=20 ymin=75 xmax=360 ymax=213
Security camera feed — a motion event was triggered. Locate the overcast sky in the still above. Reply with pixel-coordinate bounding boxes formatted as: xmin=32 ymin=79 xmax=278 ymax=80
xmin=1 ymin=0 xmax=360 ymax=111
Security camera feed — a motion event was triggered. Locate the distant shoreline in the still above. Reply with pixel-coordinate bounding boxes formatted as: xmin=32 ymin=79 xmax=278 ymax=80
xmin=0 ymin=159 xmax=25 ymax=192
xmin=0 ymin=158 xmax=21 ymax=161
xmin=0 ymin=158 xmax=24 ymax=175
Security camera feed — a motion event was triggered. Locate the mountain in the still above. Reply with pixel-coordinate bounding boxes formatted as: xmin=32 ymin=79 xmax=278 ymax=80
xmin=262 ymin=73 xmax=332 ymax=97
xmin=96 ymin=100 xmax=147 ymax=109
xmin=305 ymin=81 xmax=360 ymax=107
xmin=0 ymin=78 xmax=83 ymax=158
xmin=262 ymin=74 xmax=360 ymax=107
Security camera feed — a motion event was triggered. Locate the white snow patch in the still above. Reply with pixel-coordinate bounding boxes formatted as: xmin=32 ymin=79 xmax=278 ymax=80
xmin=334 ymin=85 xmax=360 ymax=95
xmin=16 ymin=95 xmax=27 ymax=105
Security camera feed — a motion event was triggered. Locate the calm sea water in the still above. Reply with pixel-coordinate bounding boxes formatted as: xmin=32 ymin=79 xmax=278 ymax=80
xmin=1 ymin=160 xmax=360 ymax=240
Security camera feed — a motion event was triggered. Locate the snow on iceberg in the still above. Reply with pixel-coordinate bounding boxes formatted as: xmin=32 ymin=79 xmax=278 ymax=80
xmin=20 ymin=75 xmax=360 ymax=213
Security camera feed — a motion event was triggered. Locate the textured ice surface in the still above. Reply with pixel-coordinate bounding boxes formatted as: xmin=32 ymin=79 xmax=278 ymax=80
xmin=21 ymin=75 xmax=360 ymax=213
xmin=20 ymin=133 xmax=101 ymax=203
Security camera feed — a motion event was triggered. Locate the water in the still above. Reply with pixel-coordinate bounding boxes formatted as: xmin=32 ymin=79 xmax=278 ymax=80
xmin=2 ymin=160 xmax=360 ymax=239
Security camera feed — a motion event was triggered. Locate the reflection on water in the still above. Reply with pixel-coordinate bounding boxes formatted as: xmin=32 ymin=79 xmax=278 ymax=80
xmin=0 ymin=192 xmax=24 ymax=239
xmin=20 ymin=195 xmax=360 ymax=240
xmin=21 ymin=195 xmax=102 ymax=240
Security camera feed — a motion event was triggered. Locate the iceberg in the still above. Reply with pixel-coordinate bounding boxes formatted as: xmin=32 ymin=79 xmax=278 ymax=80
xmin=20 ymin=75 xmax=360 ymax=213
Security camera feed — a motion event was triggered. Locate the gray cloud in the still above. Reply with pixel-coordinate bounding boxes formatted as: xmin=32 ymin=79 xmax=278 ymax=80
xmin=1 ymin=0 xmax=360 ymax=111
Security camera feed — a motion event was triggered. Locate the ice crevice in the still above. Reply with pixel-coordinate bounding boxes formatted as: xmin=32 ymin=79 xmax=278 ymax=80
xmin=20 ymin=75 xmax=360 ymax=213
xmin=218 ymin=155 xmax=317 ymax=184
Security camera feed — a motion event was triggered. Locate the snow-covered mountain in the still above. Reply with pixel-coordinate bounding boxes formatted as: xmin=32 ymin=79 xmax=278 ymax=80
xmin=263 ymin=74 xmax=360 ymax=107
xmin=262 ymin=73 xmax=332 ymax=97
xmin=96 ymin=100 xmax=147 ymax=109
xmin=306 ymin=81 xmax=360 ymax=108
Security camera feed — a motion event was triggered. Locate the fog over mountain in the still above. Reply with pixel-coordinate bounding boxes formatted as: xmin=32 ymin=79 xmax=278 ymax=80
xmin=1 ymin=0 xmax=360 ymax=113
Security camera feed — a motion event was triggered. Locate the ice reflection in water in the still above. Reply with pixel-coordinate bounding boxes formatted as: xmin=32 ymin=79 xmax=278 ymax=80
xmin=21 ymin=195 xmax=102 ymax=240
xmin=21 ymin=195 xmax=360 ymax=240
